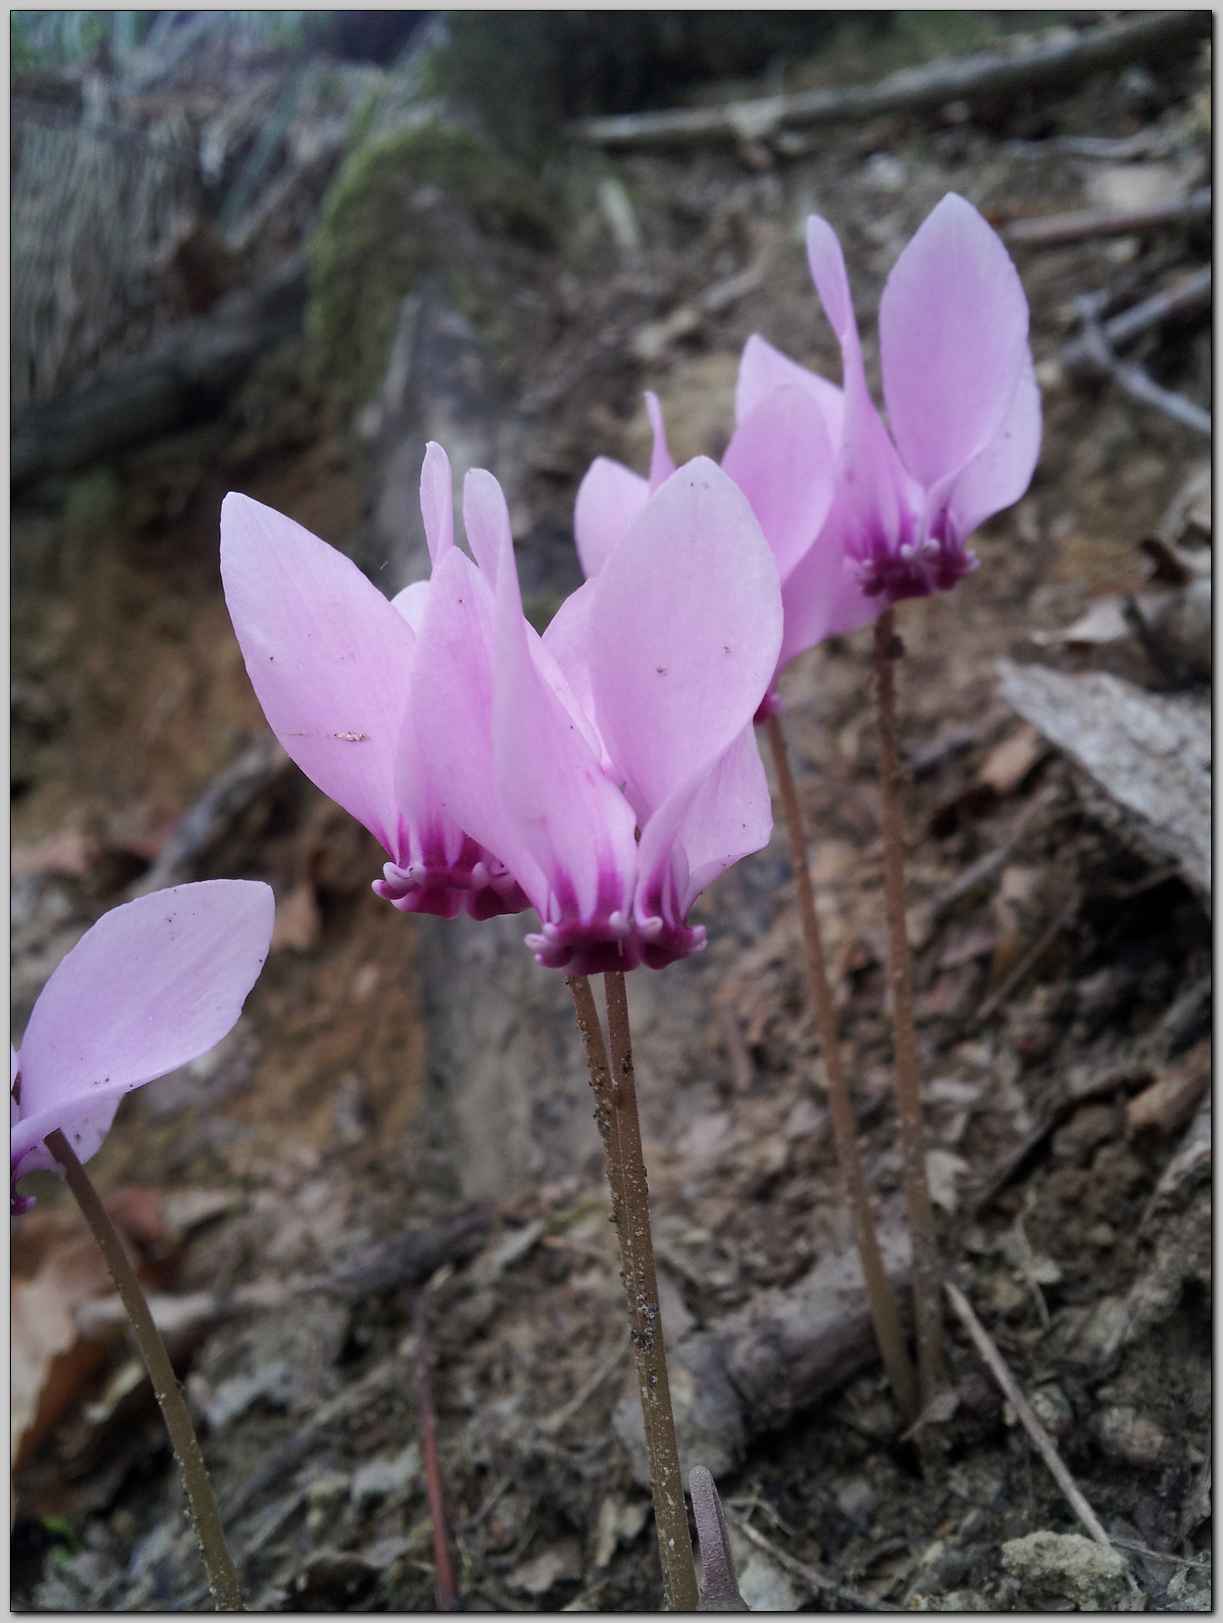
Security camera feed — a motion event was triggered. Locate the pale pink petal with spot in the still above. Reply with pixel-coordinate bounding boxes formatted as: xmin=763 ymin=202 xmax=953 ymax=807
xmin=879 ymin=193 xmax=1030 ymax=490
xmin=574 ymin=457 xmax=650 ymax=578
xmin=13 ymin=881 xmax=274 ymax=1173
xmin=221 ymin=493 xmax=415 ymax=857
xmin=721 ymin=385 xmax=838 ymax=582
xmin=946 ymin=355 xmax=1042 ymax=540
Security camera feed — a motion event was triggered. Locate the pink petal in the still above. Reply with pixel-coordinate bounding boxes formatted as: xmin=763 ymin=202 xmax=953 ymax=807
xmin=806 ymin=216 xmax=910 ymax=552
xmin=574 ymin=457 xmax=650 ymax=578
xmin=735 ymin=334 xmax=844 ymax=445
xmin=879 ymin=193 xmax=1030 ymax=491
xmin=221 ymin=493 xmax=415 ymax=858
xmin=587 ymin=458 xmax=782 ymax=826
xmin=462 ymin=468 xmax=511 ymax=583
xmin=13 ymin=881 xmax=274 ymax=1172
xmin=490 ymin=514 xmax=637 ymax=923
xmin=721 ymin=385 xmax=838 ymax=582
xmin=390 ymin=579 xmax=431 ymax=632
xmin=946 ymin=354 xmax=1042 ymax=539
xmin=535 ymin=577 xmax=608 ymax=765
xmin=644 ymin=392 xmax=676 ymax=491
xmin=674 ymin=724 xmax=774 ymax=904
xmin=403 ymin=549 xmax=534 ymax=888
xmin=420 ymin=442 xmax=455 ymax=565
xmin=776 ymin=511 xmax=882 ymax=668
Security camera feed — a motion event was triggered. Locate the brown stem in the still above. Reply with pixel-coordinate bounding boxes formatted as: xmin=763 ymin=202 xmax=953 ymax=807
xmin=46 ymin=1129 xmax=243 ymax=1611
xmin=871 ymin=611 xmax=945 ymax=1404
xmin=566 ymin=974 xmax=698 ymax=1612
xmin=765 ymin=713 xmax=918 ymax=1424
xmin=414 ymin=1293 xmax=459 ymax=1611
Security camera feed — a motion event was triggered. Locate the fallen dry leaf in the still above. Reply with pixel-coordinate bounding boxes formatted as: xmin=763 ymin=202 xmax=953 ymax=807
xmin=1126 ymin=1041 xmax=1210 ymax=1136
xmin=979 ymin=724 xmax=1046 ymax=796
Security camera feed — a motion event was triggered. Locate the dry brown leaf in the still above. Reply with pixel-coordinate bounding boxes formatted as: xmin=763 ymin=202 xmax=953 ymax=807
xmin=979 ymin=724 xmax=1046 ymax=796
xmin=1126 ymin=1041 xmax=1210 ymax=1136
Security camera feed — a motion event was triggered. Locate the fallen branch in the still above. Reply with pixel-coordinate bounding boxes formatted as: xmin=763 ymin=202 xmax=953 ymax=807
xmin=11 ymin=253 xmax=307 ymax=488
xmin=945 ymin=1282 xmax=1113 ymax=1550
xmin=572 ymin=13 xmax=1209 ymax=149
xmin=1062 ymin=268 xmax=1212 ymax=379
xmin=1002 ymin=188 xmax=1210 ymax=248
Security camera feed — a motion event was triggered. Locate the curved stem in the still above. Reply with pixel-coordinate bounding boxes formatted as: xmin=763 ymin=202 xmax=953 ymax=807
xmin=871 ymin=611 xmax=945 ymax=1403
xmin=46 ymin=1130 xmax=243 ymax=1612
xmin=765 ymin=712 xmax=918 ymax=1424
xmin=567 ymin=974 xmax=698 ymax=1612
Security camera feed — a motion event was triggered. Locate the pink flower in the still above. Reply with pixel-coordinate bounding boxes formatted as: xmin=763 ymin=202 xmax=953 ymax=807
xmin=11 ymin=881 xmax=274 ymax=1211
xmin=411 ymin=457 xmax=783 ymax=971
xmin=221 ymin=446 xmax=530 ymax=921
xmin=576 ymin=193 xmax=1039 ymax=696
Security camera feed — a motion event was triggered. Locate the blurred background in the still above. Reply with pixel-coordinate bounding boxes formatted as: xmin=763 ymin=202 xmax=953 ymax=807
xmin=12 ymin=11 xmax=1212 ymax=1612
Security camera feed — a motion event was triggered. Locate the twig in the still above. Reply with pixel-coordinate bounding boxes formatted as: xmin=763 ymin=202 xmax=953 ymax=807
xmin=572 ymin=13 xmax=1208 ymax=149
xmin=766 ymin=712 xmax=918 ymax=1424
xmin=47 ymin=1129 xmax=243 ymax=1612
xmin=1057 ymin=269 xmax=1213 ymax=371
xmin=414 ymin=1292 xmax=460 ymax=1612
xmin=945 ymin=1281 xmax=1115 ymax=1549
xmin=873 ymin=613 xmax=945 ymax=1405
xmin=567 ymin=973 xmax=698 ymax=1612
xmin=725 ymin=1510 xmax=883 ymax=1611
xmin=1002 ymin=189 xmax=1210 ymax=247
xmin=977 ymin=893 xmax=1079 ymax=1024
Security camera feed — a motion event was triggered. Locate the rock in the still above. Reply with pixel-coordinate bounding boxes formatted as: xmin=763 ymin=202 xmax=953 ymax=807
xmin=508 ymin=1538 xmax=583 ymax=1596
xmin=350 ymin=1443 xmax=422 ymax=1509
xmin=732 ymin=1535 xmax=801 ymax=1612
xmin=1000 ymin=1531 xmax=1139 ymax=1612
xmin=1094 ymin=1405 xmax=1170 ymax=1469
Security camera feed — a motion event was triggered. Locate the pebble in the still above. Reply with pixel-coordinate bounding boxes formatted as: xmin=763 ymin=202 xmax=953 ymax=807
xmin=349 ymin=1443 xmax=421 ymax=1510
xmin=1094 ymin=1404 xmax=1170 ymax=1468
xmin=1001 ymin=1531 xmax=1140 ymax=1611
xmin=1029 ymin=1384 xmax=1074 ymax=1440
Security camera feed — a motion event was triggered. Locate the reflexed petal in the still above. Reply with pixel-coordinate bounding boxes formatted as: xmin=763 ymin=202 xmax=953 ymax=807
xmin=673 ymin=725 xmax=774 ymax=905
xmin=490 ymin=515 xmax=636 ymax=922
xmin=946 ymin=354 xmax=1042 ymax=540
xmin=420 ymin=441 xmax=455 ymax=565
xmin=13 ymin=881 xmax=274 ymax=1170
xmin=390 ymin=579 xmax=431 ymax=632
xmin=537 ymin=577 xmax=608 ymax=764
xmin=406 ymin=548 xmax=542 ymax=899
xmin=806 ymin=216 xmax=908 ymax=550
xmin=721 ymin=385 xmax=838 ymax=582
xmin=644 ymin=392 xmax=676 ymax=490
xmin=880 ymin=193 xmax=1030 ymax=490
xmin=462 ymin=468 xmax=511 ymax=583
xmin=221 ymin=493 xmax=415 ymax=857
xmin=735 ymin=333 xmax=843 ymax=445
xmin=776 ymin=507 xmax=882 ymax=667
xmin=587 ymin=458 xmax=782 ymax=825
xmin=574 ymin=457 xmax=649 ymax=578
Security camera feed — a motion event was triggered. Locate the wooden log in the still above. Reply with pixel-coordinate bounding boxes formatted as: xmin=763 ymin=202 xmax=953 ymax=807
xmin=10 ymin=254 xmax=307 ymax=488
xmin=1002 ymin=189 xmax=1212 ymax=249
xmin=573 ymin=12 xmax=1210 ymax=150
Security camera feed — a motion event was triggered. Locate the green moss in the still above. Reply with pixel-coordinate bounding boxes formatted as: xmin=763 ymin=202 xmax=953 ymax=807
xmin=307 ymin=121 xmax=553 ymax=409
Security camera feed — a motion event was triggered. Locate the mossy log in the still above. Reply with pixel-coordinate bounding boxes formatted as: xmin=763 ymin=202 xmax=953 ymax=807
xmin=11 ymin=256 xmax=306 ymax=489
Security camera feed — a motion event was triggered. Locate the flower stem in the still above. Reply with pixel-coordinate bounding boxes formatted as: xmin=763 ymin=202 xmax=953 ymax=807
xmin=765 ymin=712 xmax=918 ymax=1425
xmin=566 ymin=973 xmax=698 ymax=1612
xmin=46 ymin=1129 xmax=243 ymax=1612
xmin=871 ymin=610 xmax=945 ymax=1404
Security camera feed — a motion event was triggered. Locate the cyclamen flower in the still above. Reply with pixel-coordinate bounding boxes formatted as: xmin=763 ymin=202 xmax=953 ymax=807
xmin=410 ymin=456 xmax=783 ymax=971
xmin=10 ymin=881 xmax=274 ymax=1212
xmin=221 ymin=447 xmax=530 ymax=922
xmin=576 ymin=193 xmax=1039 ymax=689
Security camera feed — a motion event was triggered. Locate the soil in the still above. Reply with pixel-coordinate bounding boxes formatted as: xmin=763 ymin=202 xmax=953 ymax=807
xmin=11 ymin=29 xmax=1212 ymax=1615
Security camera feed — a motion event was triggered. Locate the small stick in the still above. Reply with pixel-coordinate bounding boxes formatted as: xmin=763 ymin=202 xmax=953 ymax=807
xmin=46 ymin=1129 xmax=243 ymax=1612
xmin=765 ymin=713 xmax=918 ymax=1423
xmin=414 ymin=1292 xmax=460 ymax=1612
xmin=566 ymin=973 xmax=699 ymax=1611
xmin=1068 ymin=312 xmax=1211 ymax=437
xmin=725 ymin=1510 xmax=883 ymax=1611
xmin=945 ymin=1281 xmax=1113 ymax=1548
xmin=872 ymin=612 xmax=945 ymax=1404
xmin=1002 ymin=189 xmax=1211 ymax=248
xmin=977 ymin=894 xmax=1079 ymax=1024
